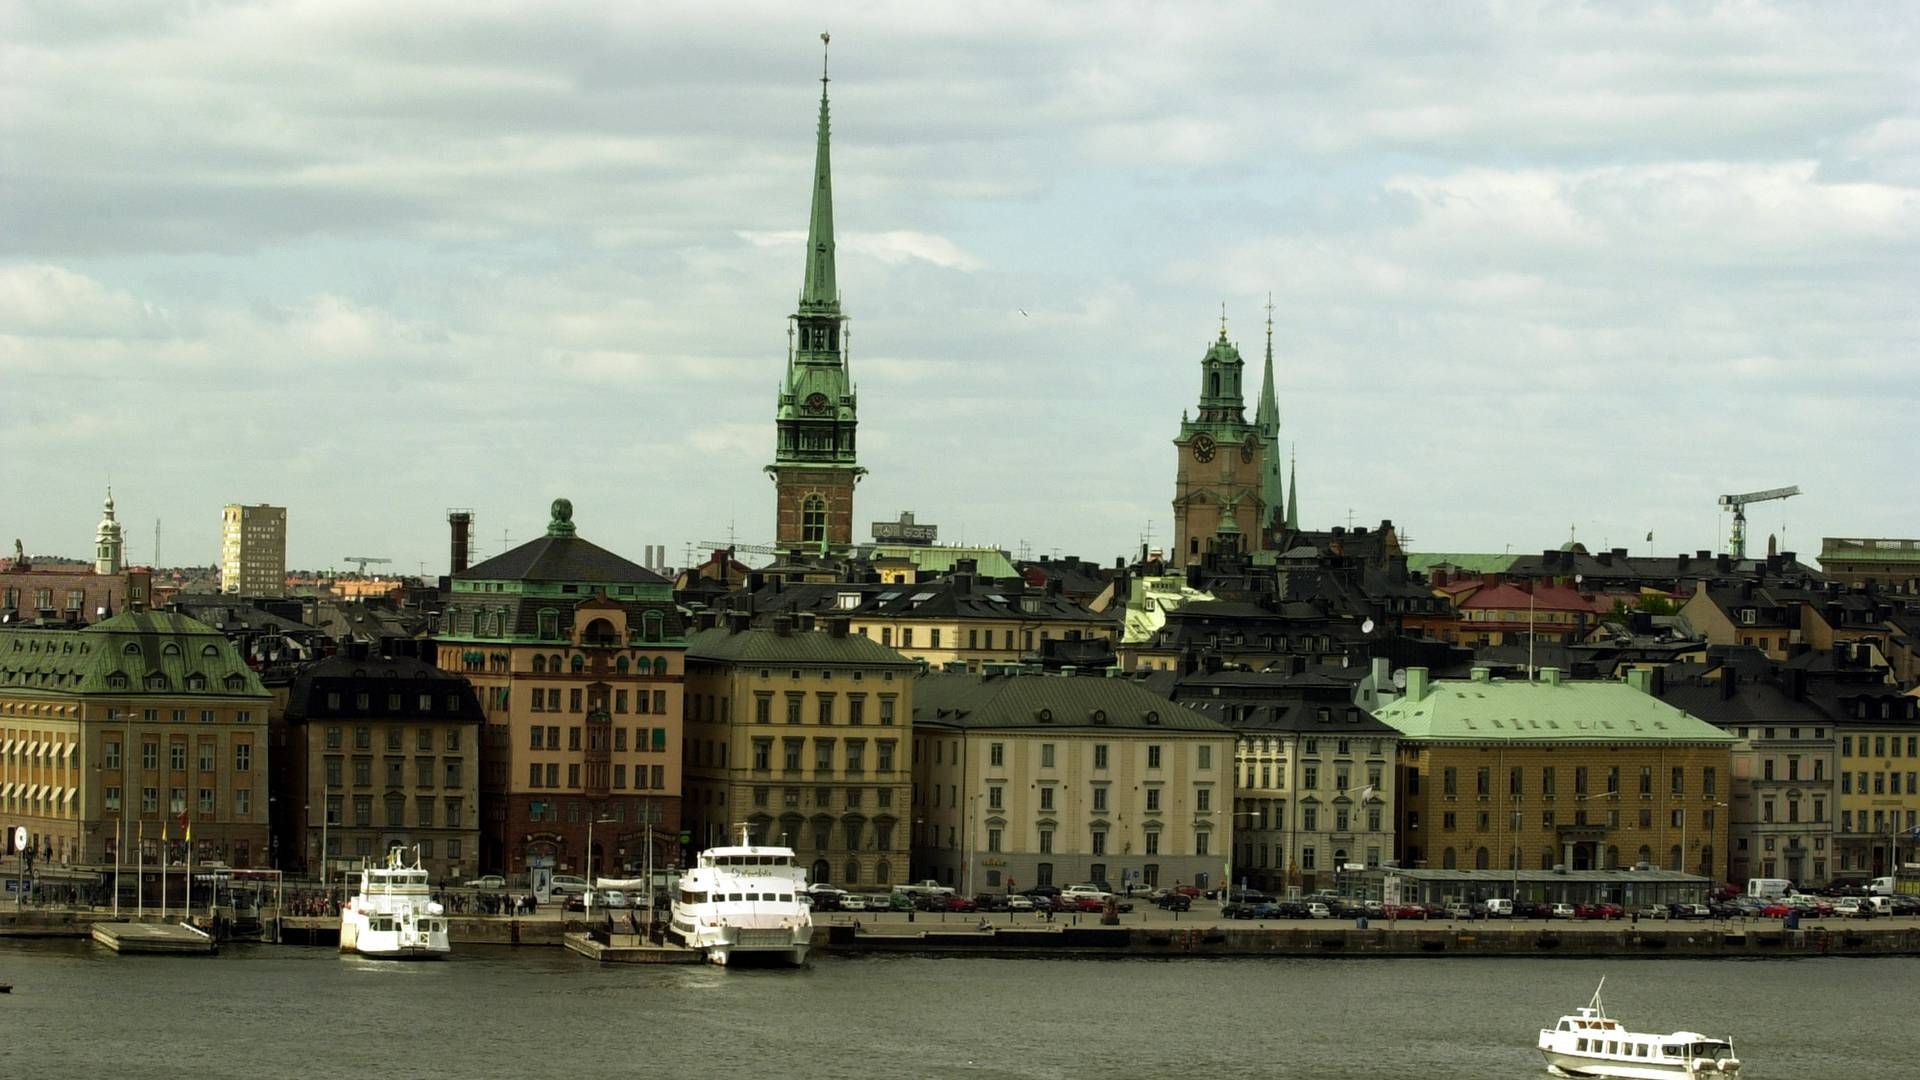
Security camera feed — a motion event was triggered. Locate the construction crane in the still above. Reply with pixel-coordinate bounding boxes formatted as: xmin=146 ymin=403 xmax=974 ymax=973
xmin=696 ymin=540 xmax=783 ymax=558
xmin=341 ymin=556 xmax=393 ymax=575
xmin=1718 ymin=486 xmax=1800 ymax=562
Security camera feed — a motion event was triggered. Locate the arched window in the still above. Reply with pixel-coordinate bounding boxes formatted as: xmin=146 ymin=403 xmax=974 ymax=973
xmin=570 ymin=655 xmax=584 ymax=672
xmin=801 ymin=495 xmax=827 ymax=545
xmin=811 ymin=858 xmax=831 ymax=885
xmin=1637 ymin=845 xmax=1652 ymax=867
xmin=1669 ymin=846 xmax=1683 ymax=872
xmin=1442 ymin=847 xmax=1456 ymax=869
xmin=1541 ymin=849 xmax=1556 ymax=871
xmin=202 ymin=644 xmax=219 ymax=657
xmin=1605 ymin=845 xmax=1620 ymax=870
xmin=533 ymin=655 xmax=546 ymax=673
xmin=1209 ymin=371 xmax=1220 ymax=397
xmin=615 ymin=656 xmax=629 ymax=673
xmin=550 ymin=654 xmax=562 ymax=672
xmin=1474 ymin=846 xmax=1489 ymax=870
xmin=844 ymin=858 xmax=860 ymax=886
xmin=162 ymin=643 xmax=181 ymax=657
xmin=874 ymin=859 xmax=891 ymax=885
xmin=652 ymin=657 xmax=667 ymax=676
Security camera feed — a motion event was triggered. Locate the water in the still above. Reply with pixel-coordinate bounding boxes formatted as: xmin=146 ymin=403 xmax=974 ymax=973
xmin=2 ymin=940 xmax=1910 ymax=1078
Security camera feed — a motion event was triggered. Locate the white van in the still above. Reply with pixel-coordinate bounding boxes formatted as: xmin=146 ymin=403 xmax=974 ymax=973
xmin=1746 ymin=878 xmax=1792 ymax=900
xmin=1484 ymin=898 xmax=1514 ymax=918
xmin=1869 ymin=876 xmax=1895 ymax=897
xmin=1864 ymin=895 xmax=1893 ymax=915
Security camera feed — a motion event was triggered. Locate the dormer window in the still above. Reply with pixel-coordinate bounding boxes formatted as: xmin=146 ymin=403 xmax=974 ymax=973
xmin=1739 ymin=609 xmax=1757 ymax=625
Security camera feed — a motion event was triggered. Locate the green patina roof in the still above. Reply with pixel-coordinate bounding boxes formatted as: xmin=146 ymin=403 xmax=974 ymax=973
xmin=1376 ymin=673 xmax=1732 ymax=745
xmin=914 ymin=672 xmax=1227 ymax=733
xmin=867 ymin=544 xmax=1018 ymax=579
xmin=1406 ymin=553 xmax=1521 ymax=575
xmin=0 ymin=610 xmax=269 ymax=698
xmin=686 ymin=625 xmax=916 ymax=668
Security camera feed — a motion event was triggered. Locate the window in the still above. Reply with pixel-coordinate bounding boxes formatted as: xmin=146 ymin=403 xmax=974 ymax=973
xmin=801 ymin=495 xmax=827 ymax=545
xmin=879 ymin=697 xmax=896 ymax=725
xmin=1092 ymin=786 xmax=1108 ymax=812
xmin=1147 ymin=745 xmax=1163 ymax=769
xmin=1195 ymin=788 xmax=1211 ymax=812
xmin=1041 ymin=744 xmax=1056 ymax=769
xmin=1038 ymin=829 xmax=1053 ymax=854
xmin=1443 ymin=767 xmax=1457 ymax=796
xmin=990 ymin=742 xmax=1005 ymax=767
xmin=234 ymin=744 xmax=252 ymax=771
xmin=1195 ymin=831 xmax=1209 ymax=857
xmin=1039 ymin=787 xmax=1055 ymax=811
xmin=169 ymin=743 xmax=187 ymax=770
xmin=1093 ymin=744 xmax=1108 ymax=770
xmin=1145 ymin=788 xmax=1160 ymax=812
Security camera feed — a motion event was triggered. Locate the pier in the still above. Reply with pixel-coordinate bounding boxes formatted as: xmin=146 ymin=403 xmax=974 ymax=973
xmin=91 ymin=921 xmax=217 ymax=955
xmin=563 ymin=931 xmax=703 ymax=964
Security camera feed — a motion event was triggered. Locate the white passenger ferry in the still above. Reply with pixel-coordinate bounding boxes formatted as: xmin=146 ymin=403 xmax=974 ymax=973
xmin=338 ymin=846 xmax=450 ymax=959
xmin=1538 ymin=980 xmax=1740 ymax=1078
xmin=668 ymin=828 xmax=812 ymax=966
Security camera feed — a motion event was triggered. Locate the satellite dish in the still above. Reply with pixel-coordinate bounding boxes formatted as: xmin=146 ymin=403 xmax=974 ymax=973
xmin=1361 ymin=619 xmax=1376 ymax=635
xmin=1392 ymin=669 xmax=1408 ymax=689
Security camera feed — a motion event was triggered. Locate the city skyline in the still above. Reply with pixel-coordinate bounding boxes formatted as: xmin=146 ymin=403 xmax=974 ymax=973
xmin=5 ymin=3 xmax=1915 ymax=573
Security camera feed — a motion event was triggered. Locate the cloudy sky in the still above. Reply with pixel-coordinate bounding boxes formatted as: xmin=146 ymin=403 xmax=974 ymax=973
xmin=4 ymin=1 xmax=1915 ymax=575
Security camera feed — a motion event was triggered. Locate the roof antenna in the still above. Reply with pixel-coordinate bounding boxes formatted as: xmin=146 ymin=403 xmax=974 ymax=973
xmin=821 ymin=31 xmax=830 ymax=89
xmin=1218 ymin=301 xmax=1228 ymax=339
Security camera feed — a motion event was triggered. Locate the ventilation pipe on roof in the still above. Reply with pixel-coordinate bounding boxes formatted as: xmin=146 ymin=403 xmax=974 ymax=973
xmin=1626 ymin=669 xmax=1650 ymax=694
xmin=1405 ymin=667 xmax=1433 ymax=701
xmin=1539 ymin=666 xmax=1562 ymax=687
xmin=1468 ymin=667 xmax=1489 ymax=684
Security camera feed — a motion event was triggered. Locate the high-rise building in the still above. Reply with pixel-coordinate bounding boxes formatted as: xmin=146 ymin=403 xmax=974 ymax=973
xmin=1172 ymin=314 xmax=1271 ymax=565
xmin=767 ymin=41 xmax=864 ymax=552
xmin=221 ymin=503 xmax=286 ymax=597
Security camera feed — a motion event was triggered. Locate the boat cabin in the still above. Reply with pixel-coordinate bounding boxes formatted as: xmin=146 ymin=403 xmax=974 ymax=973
xmin=1552 ymin=1017 xmax=1735 ymax=1064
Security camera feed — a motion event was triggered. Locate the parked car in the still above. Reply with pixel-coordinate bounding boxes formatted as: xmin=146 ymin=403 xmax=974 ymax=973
xmin=1668 ymin=903 xmax=1710 ymax=920
xmin=839 ymin=895 xmax=870 ymax=912
xmin=463 ymin=875 xmax=506 ymax=890
xmin=974 ymin=893 xmax=1009 ymax=912
xmin=1061 ymin=884 xmax=1113 ymax=904
xmin=917 ymin=893 xmax=952 ymax=912
xmin=1006 ymin=895 xmax=1036 ymax=912
xmin=548 ymin=875 xmax=590 ymax=897
xmin=1022 ymin=885 xmax=1063 ymax=900
xmin=1444 ymin=902 xmax=1474 ymax=919
xmin=1158 ymin=893 xmax=1193 ymax=912
xmin=1304 ymin=902 xmax=1332 ymax=920
xmin=590 ymin=890 xmax=629 ymax=909
xmin=945 ymin=895 xmax=979 ymax=913
xmin=1757 ymin=902 xmax=1793 ymax=918
xmin=1548 ymin=903 xmax=1575 ymax=919
xmin=1389 ymin=903 xmax=1427 ymax=920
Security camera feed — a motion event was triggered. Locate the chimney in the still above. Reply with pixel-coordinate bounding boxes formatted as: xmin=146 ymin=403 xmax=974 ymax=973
xmin=1721 ymin=667 xmax=1737 ymax=700
xmin=448 ymin=511 xmax=473 ymax=575
xmin=772 ymin=615 xmax=794 ymax=637
xmin=1539 ymin=666 xmax=1562 ymax=686
xmin=727 ymin=612 xmax=751 ymax=634
xmin=826 ymin=616 xmax=850 ymax=639
xmin=797 ymin=613 xmax=816 ymax=633
xmin=1626 ymin=668 xmax=1650 ymax=694
xmin=1716 ymin=554 xmax=1731 ymax=573
xmin=1405 ymin=667 xmax=1433 ymax=701
xmin=1676 ymin=553 xmax=1691 ymax=574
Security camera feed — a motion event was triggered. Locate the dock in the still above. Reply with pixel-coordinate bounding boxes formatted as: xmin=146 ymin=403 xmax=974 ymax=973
xmin=91 ymin=921 xmax=217 ymax=955
xmin=563 ymin=932 xmax=703 ymax=964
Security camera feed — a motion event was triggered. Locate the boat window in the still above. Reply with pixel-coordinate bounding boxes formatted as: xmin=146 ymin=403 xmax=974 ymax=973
xmin=1608 ymin=1041 xmax=1618 ymax=1055
xmin=1576 ymin=1039 xmax=1587 ymax=1052
xmin=1663 ymin=1046 xmax=1679 ymax=1057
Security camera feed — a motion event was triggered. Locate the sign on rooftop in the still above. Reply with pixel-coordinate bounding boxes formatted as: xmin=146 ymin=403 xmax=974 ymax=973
xmin=872 ymin=511 xmax=937 ymax=546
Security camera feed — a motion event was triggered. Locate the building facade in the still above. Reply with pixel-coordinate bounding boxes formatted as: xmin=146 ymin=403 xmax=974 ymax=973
xmin=435 ymin=499 xmax=684 ymax=881
xmin=0 ymin=611 xmax=271 ymax=871
xmin=912 ymin=673 xmax=1236 ymax=893
xmin=768 ymin=58 xmax=864 ymax=551
xmin=1172 ymin=319 xmax=1270 ymax=566
xmin=221 ymin=503 xmax=287 ymax=597
xmin=283 ymin=655 xmax=484 ymax=882
xmin=1380 ymin=667 xmax=1735 ymax=887
xmin=682 ymin=615 xmax=916 ymax=889
xmin=1819 ymin=537 xmax=1920 ymax=594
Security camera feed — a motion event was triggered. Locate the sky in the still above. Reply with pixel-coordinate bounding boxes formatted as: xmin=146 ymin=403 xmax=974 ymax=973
xmin=3 ymin=1 xmax=1916 ymax=576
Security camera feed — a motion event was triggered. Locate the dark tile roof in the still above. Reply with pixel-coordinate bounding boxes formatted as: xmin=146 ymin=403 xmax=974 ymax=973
xmin=459 ymin=533 xmax=664 ymax=585
xmin=913 ymin=673 xmax=1226 ymax=733
xmin=285 ymin=655 xmax=483 ymax=723
xmin=685 ymin=625 xmax=916 ymax=668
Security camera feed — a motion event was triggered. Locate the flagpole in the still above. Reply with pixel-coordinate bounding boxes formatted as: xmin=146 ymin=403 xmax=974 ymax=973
xmin=113 ymin=811 xmax=121 ymax=918
xmin=136 ymin=819 xmax=144 ymax=919
xmin=160 ymin=818 xmax=168 ymax=921
xmin=186 ymin=820 xmax=194 ymax=924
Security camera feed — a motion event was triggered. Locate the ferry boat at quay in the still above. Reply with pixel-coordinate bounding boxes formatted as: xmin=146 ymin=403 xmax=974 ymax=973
xmin=338 ymin=847 xmax=450 ymax=959
xmin=1537 ymin=980 xmax=1740 ymax=1078
xmin=668 ymin=828 xmax=812 ymax=966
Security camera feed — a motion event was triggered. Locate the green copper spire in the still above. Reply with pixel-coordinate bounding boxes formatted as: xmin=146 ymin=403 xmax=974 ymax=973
xmin=1285 ymin=446 xmax=1299 ymax=531
xmin=1257 ymin=293 xmax=1285 ymax=531
xmin=799 ymin=32 xmax=838 ymax=314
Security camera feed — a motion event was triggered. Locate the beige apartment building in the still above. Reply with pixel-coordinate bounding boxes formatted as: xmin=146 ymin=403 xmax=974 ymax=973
xmin=0 ymin=611 xmax=272 ymax=871
xmin=221 ymin=503 xmax=287 ymax=597
xmin=682 ymin=614 xmax=917 ymax=889
xmin=912 ymin=673 xmax=1236 ymax=894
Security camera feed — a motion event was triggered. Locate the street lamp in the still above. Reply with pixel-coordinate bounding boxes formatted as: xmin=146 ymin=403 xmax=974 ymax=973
xmin=583 ymin=812 xmax=616 ymax=916
xmin=1683 ymin=801 xmax=1729 ymax=881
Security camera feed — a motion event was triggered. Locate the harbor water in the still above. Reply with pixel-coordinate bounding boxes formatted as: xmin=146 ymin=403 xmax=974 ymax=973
xmin=3 ymin=941 xmax=1912 ymax=1078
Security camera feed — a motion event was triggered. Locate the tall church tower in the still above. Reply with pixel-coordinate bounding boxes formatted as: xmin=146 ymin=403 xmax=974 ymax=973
xmin=1172 ymin=312 xmax=1269 ymax=566
xmin=95 ymin=487 xmax=123 ymax=575
xmin=767 ymin=34 xmax=864 ymax=553
xmin=1254 ymin=297 xmax=1287 ymax=537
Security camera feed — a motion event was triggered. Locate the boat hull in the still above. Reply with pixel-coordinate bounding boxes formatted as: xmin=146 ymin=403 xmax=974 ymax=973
xmin=1541 ymin=1049 xmax=1734 ymax=1079
xmin=670 ymin=914 xmax=812 ymax=967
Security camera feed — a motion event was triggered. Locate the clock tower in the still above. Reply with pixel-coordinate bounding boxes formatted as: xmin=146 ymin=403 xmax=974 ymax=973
xmin=768 ymin=36 xmax=864 ymax=553
xmin=1172 ymin=312 xmax=1269 ymax=566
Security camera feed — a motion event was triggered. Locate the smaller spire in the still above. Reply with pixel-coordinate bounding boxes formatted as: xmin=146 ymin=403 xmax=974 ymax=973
xmin=1286 ymin=444 xmax=1299 ymax=531
xmin=1218 ymin=301 xmax=1228 ymax=340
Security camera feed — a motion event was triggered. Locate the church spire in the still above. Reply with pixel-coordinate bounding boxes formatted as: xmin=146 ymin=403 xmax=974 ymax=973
xmin=1286 ymin=445 xmax=1300 ymax=531
xmin=1256 ymin=293 xmax=1286 ymax=534
xmin=1255 ymin=294 xmax=1278 ymax=435
xmin=799 ymin=32 xmax=838 ymax=314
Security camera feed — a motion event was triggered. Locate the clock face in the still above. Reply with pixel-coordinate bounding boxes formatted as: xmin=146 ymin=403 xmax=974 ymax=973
xmin=1240 ymin=439 xmax=1257 ymax=464
xmin=804 ymin=392 xmax=831 ymax=414
xmin=1192 ymin=435 xmax=1216 ymax=463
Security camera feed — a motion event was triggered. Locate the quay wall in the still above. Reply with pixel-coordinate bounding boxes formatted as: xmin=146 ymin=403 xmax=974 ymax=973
xmin=827 ymin=923 xmax=1920 ymax=960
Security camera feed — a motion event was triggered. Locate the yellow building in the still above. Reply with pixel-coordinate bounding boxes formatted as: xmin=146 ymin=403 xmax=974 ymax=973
xmin=221 ymin=503 xmax=286 ymax=597
xmin=1829 ymin=685 xmax=1920 ymax=876
xmin=1378 ymin=667 xmax=1736 ymax=888
xmin=682 ymin=614 xmax=916 ymax=889
xmin=0 ymin=611 xmax=271 ymax=873
xmin=912 ymin=672 xmax=1236 ymax=893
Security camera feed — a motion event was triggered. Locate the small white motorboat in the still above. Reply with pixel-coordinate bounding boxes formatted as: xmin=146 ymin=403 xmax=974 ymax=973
xmin=1537 ymin=979 xmax=1740 ymax=1078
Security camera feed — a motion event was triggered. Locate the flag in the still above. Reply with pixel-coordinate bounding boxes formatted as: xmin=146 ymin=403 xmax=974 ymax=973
xmin=1646 ymin=531 xmax=1654 ymax=542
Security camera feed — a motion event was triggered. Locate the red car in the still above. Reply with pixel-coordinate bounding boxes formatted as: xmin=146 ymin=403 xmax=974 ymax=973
xmin=1575 ymin=903 xmax=1623 ymax=920
xmin=1759 ymin=902 xmax=1793 ymax=918
xmin=1390 ymin=903 xmax=1427 ymax=920
xmin=945 ymin=895 xmax=978 ymax=913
